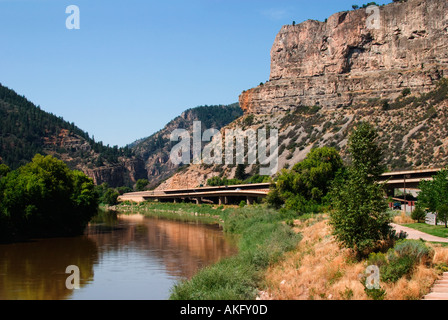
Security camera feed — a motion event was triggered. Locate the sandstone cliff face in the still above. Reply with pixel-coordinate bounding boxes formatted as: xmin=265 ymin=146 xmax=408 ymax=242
xmin=240 ymin=0 xmax=448 ymax=114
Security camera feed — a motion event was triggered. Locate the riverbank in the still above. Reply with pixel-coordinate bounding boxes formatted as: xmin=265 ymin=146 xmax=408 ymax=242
xmin=262 ymin=215 xmax=448 ymax=300
xmin=110 ymin=202 xmax=448 ymax=300
xmin=110 ymin=201 xmax=302 ymax=300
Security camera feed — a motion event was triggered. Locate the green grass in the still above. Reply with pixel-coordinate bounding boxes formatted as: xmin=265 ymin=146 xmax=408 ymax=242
xmin=403 ymin=223 xmax=448 ymax=239
xmin=113 ymin=202 xmax=302 ymax=300
xmin=169 ymin=205 xmax=302 ymax=300
xmin=113 ymin=202 xmax=226 ymax=225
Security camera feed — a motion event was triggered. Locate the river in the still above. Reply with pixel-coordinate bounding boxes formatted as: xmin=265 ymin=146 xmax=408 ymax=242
xmin=0 ymin=211 xmax=237 ymax=300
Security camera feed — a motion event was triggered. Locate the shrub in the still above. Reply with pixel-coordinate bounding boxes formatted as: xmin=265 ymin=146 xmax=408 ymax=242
xmin=267 ymin=146 xmax=343 ymax=213
xmin=0 ymin=154 xmax=98 ymax=240
xmin=381 ymin=255 xmax=416 ymax=283
xmin=102 ymin=188 xmax=120 ymax=206
xmin=379 ymin=240 xmax=433 ymax=283
xmin=367 ymin=252 xmax=388 ymax=268
xmin=401 ymin=88 xmax=411 ymax=97
xmin=393 ymin=239 xmax=433 ymax=263
xmin=411 ymin=206 xmax=427 ymax=223
xmin=365 ymin=287 xmax=387 ymax=300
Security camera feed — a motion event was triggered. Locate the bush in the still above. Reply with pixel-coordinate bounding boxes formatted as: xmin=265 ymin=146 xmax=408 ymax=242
xmin=135 ymin=179 xmax=149 ymax=191
xmin=379 ymin=240 xmax=433 ymax=283
xmin=365 ymin=287 xmax=387 ymax=300
xmin=102 ymin=188 xmax=120 ymax=206
xmin=411 ymin=206 xmax=427 ymax=223
xmin=401 ymin=88 xmax=411 ymax=97
xmin=381 ymin=255 xmax=416 ymax=283
xmin=393 ymin=239 xmax=433 ymax=263
xmin=267 ymin=147 xmax=343 ymax=213
xmin=367 ymin=252 xmax=388 ymax=268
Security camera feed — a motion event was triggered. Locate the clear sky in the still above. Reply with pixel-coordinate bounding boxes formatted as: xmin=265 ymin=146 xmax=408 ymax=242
xmin=0 ymin=0 xmax=390 ymax=147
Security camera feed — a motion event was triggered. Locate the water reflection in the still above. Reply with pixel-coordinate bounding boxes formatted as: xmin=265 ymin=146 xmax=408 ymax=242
xmin=0 ymin=236 xmax=98 ymax=300
xmin=0 ymin=211 xmax=237 ymax=300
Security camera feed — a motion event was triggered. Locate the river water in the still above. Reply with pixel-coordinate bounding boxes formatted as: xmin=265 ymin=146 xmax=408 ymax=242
xmin=0 ymin=211 xmax=237 ymax=300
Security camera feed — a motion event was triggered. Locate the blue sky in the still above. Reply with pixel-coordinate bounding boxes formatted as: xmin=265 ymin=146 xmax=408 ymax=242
xmin=0 ymin=0 xmax=390 ymax=147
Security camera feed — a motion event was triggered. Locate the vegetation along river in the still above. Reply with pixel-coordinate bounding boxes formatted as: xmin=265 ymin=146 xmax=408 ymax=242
xmin=0 ymin=210 xmax=237 ymax=300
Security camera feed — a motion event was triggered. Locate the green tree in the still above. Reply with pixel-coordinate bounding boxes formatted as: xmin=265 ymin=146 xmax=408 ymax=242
xmin=418 ymin=169 xmax=448 ymax=228
xmin=329 ymin=122 xmax=393 ymax=258
xmin=347 ymin=122 xmax=385 ymax=182
xmin=102 ymin=188 xmax=120 ymax=206
xmin=135 ymin=179 xmax=149 ymax=191
xmin=0 ymin=164 xmax=10 ymax=177
xmin=0 ymin=154 xmax=98 ymax=241
xmin=235 ymin=164 xmax=247 ymax=181
xmin=267 ymin=146 xmax=344 ymax=214
xmin=411 ymin=206 xmax=427 ymax=223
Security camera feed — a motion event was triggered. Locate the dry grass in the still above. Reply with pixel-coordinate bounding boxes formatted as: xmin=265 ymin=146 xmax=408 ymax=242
xmin=262 ymin=216 xmax=445 ymax=300
xmin=393 ymin=211 xmax=415 ymax=224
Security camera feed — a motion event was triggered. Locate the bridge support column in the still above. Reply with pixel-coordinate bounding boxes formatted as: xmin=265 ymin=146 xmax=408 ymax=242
xmin=194 ymin=198 xmax=202 ymax=205
xmin=247 ymin=196 xmax=255 ymax=206
xmin=219 ymin=196 xmax=229 ymax=205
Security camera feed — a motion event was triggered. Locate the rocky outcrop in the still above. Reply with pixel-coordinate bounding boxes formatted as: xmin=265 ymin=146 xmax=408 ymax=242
xmin=131 ymin=104 xmax=243 ymax=189
xmin=240 ymin=0 xmax=448 ymax=114
xmin=82 ymin=158 xmax=147 ymax=187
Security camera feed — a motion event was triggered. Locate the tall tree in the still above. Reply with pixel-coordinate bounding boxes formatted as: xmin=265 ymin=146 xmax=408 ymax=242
xmin=417 ymin=169 xmax=448 ymax=228
xmin=329 ymin=122 xmax=394 ymax=258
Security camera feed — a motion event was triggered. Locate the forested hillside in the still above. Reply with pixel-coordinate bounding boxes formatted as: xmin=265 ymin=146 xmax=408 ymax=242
xmin=0 ymin=83 xmax=149 ymax=188
xmin=0 ymin=83 xmax=133 ymax=169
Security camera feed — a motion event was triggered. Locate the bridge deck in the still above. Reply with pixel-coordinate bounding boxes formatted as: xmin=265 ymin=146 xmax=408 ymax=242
xmin=119 ymin=168 xmax=443 ymax=204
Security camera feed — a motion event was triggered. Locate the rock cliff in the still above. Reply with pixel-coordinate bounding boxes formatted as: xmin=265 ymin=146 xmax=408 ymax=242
xmin=158 ymin=0 xmax=448 ymax=190
xmin=240 ymin=0 xmax=448 ymax=114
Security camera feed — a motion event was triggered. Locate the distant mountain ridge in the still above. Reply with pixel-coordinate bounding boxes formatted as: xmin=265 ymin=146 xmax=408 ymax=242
xmin=0 ymin=83 xmax=147 ymax=187
xmin=130 ymin=103 xmax=243 ymax=189
xmin=0 ymin=83 xmax=242 ymax=188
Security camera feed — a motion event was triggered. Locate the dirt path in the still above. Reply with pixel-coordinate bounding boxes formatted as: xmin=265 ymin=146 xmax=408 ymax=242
xmin=423 ymin=273 xmax=448 ymax=300
xmin=391 ymin=223 xmax=448 ymax=243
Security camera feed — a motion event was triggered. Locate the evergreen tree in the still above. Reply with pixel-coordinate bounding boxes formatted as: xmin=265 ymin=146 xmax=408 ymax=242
xmin=329 ymin=122 xmax=394 ymax=258
xmin=235 ymin=164 xmax=247 ymax=181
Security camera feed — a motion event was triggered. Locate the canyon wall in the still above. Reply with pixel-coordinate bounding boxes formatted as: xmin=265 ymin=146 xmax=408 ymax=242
xmin=239 ymin=0 xmax=448 ymax=114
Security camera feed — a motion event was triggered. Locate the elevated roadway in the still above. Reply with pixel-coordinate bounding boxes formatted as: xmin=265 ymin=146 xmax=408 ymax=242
xmin=119 ymin=168 xmax=444 ymax=205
